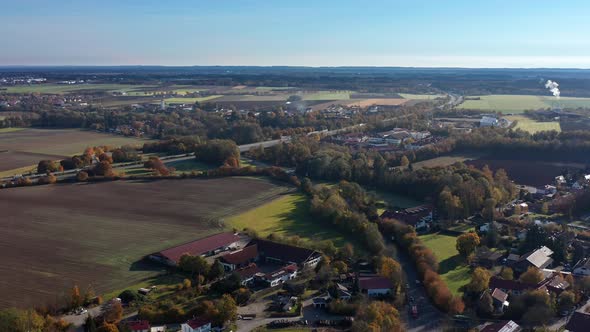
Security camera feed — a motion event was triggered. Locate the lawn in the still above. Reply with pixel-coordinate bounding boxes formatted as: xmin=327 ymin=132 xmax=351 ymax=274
xmin=372 ymin=189 xmax=423 ymax=209
xmin=413 ymin=153 xmax=482 ymax=169
xmin=399 ymin=93 xmax=445 ymax=100
xmin=227 ymin=192 xmax=356 ymax=248
xmin=163 ymin=95 xmax=222 ymax=104
xmin=0 ymin=177 xmax=288 ymax=308
xmin=0 ymin=127 xmax=25 ymax=133
xmin=165 ymin=159 xmax=215 ymax=172
xmin=506 ymin=115 xmax=561 ymax=133
xmin=419 ymin=233 xmax=471 ymax=295
xmin=458 ymin=95 xmax=590 ymax=113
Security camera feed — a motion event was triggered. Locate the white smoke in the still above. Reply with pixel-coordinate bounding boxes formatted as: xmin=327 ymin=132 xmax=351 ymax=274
xmin=545 ymin=80 xmax=561 ymax=99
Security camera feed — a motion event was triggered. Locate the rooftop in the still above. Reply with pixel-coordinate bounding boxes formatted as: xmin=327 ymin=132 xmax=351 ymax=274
xmin=480 ymin=320 xmax=521 ymax=332
xmin=220 ymin=244 xmax=258 ymax=265
xmin=157 ymin=232 xmax=240 ymax=264
xmin=565 ymin=311 xmax=590 ymax=332
xmin=359 ymin=276 xmax=394 ymax=290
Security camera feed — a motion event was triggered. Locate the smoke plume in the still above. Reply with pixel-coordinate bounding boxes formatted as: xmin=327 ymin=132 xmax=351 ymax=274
xmin=545 ymin=80 xmax=560 ymax=98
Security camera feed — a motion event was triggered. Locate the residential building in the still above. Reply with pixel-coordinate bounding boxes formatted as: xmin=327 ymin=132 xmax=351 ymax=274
xmin=480 ymin=116 xmax=499 ymax=127
xmin=359 ymin=276 xmax=394 ymax=297
xmin=480 ymin=320 xmax=521 ymax=332
xmin=150 ymin=326 xmax=166 ymax=332
xmin=490 ymin=288 xmax=509 ymax=314
xmin=234 ymin=263 xmax=261 ymax=285
xmin=261 ymin=264 xmax=298 ymax=287
xmin=181 ymin=318 xmax=212 ymax=332
xmin=128 ymin=321 xmax=150 ymax=332
xmin=514 ymin=246 xmax=554 ymax=272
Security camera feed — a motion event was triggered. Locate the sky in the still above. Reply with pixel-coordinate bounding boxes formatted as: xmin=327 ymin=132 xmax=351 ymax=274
xmin=2 ymin=0 xmax=590 ymax=68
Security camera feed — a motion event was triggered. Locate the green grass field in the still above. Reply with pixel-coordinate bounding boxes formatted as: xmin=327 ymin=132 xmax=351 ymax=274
xmin=372 ymin=190 xmax=423 ymax=209
xmin=163 ymin=95 xmax=222 ymax=104
xmin=227 ymin=192 xmax=356 ymax=248
xmin=458 ymin=95 xmax=590 ymax=113
xmin=302 ymin=91 xmax=351 ymax=100
xmin=506 ymin=115 xmax=561 ymax=133
xmin=413 ymin=153 xmax=482 ymax=169
xmin=166 ymin=159 xmax=215 ymax=172
xmin=0 ymin=127 xmax=25 ymax=133
xmin=419 ymin=233 xmax=471 ymax=295
xmin=254 ymin=86 xmax=295 ymax=91
xmin=399 ymin=93 xmax=445 ymax=100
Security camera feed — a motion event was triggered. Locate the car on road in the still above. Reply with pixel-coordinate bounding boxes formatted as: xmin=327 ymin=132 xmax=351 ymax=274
xmin=411 ymin=305 xmax=418 ymax=319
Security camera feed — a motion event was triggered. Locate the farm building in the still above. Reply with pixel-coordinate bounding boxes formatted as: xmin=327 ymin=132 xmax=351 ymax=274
xmin=219 ymin=244 xmax=258 ymax=271
xmin=127 ymin=320 xmax=150 ymax=332
xmin=358 ymin=275 xmax=394 ymax=297
xmin=150 ymin=232 xmax=241 ymax=266
xmin=380 ymin=204 xmax=434 ymax=230
xmin=573 ymin=258 xmax=590 ymax=277
xmin=249 ymin=238 xmax=322 ymax=269
xmin=260 ymin=263 xmax=299 ymax=287
xmin=234 ymin=263 xmax=261 ymax=285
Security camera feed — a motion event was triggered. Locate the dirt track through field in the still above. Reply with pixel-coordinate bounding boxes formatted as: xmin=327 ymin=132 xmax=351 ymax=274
xmin=0 ymin=177 xmax=289 ymax=308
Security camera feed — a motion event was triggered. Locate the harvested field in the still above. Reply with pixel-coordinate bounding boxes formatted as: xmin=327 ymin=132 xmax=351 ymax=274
xmin=465 ymin=159 xmax=585 ymax=186
xmin=214 ymin=95 xmax=287 ymax=102
xmin=0 ymin=177 xmax=289 ymax=308
xmin=163 ymin=95 xmax=222 ymax=104
xmin=0 ymin=128 xmax=151 ymax=157
xmin=413 ymin=154 xmax=482 ymax=169
xmin=399 ymin=93 xmax=445 ymax=100
xmin=2 ymin=84 xmax=155 ymax=95
xmin=346 ymin=98 xmax=407 ymax=107
xmin=0 ymin=150 xmax=66 ymax=175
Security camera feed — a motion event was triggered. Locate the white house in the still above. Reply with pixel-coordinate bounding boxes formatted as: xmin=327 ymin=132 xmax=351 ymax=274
xmin=480 ymin=116 xmax=499 ymax=127
xmin=181 ymin=318 xmax=211 ymax=332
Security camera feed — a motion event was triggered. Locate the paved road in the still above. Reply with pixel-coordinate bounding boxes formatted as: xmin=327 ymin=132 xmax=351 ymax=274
xmin=388 ymin=244 xmax=445 ymax=332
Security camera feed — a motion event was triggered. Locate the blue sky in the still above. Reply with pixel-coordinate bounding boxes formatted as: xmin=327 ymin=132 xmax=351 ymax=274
xmin=2 ymin=0 xmax=590 ymax=67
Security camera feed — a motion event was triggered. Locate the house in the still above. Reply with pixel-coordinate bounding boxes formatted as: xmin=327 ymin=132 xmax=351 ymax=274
xmin=181 ymin=318 xmax=211 ymax=332
xmin=490 ymin=288 xmax=509 ymax=314
xmin=333 ymin=283 xmax=352 ymax=300
xmin=518 ymin=203 xmax=528 ymax=213
xmin=313 ymin=295 xmax=330 ymax=308
xmin=556 ymin=175 xmax=567 ymax=186
xmin=219 ymin=244 xmax=258 ymax=271
xmin=250 ymin=239 xmax=322 ymax=269
xmin=514 ymin=246 xmax=554 ymax=272
xmin=359 ymin=276 xmax=394 ymax=297
xmin=573 ymin=258 xmax=590 ymax=277
xmin=150 ymin=232 xmax=241 ymax=266
xmin=128 ymin=320 xmax=150 ymax=332
xmin=480 ymin=320 xmax=521 ymax=332
xmin=474 ymin=248 xmax=504 ymax=268
xmin=235 ymin=263 xmax=261 ymax=285
xmin=565 ymin=311 xmax=590 ymax=332
xmin=150 ymin=326 xmax=166 ymax=332
xmin=380 ymin=205 xmax=434 ymax=230
xmin=489 ymin=277 xmax=535 ymax=296
xmin=480 ymin=116 xmax=499 ymax=127
xmin=262 ymin=264 xmax=298 ymax=287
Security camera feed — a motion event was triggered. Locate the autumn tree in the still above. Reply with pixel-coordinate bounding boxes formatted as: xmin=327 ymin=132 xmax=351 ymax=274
xmin=98 ymin=153 xmax=113 ymax=164
xmin=352 ymin=301 xmax=402 ymax=332
xmin=456 ymin=232 xmax=480 ymax=258
xmin=499 ymin=267 xmax=514 ymax=280
xmin=378 ymin=256 xmax=402 ymax=290
xmin=96 ymin=322 xmax=119 ymax=332
xmin=77 ymin=171 xmax=89 ymax=182
xmin=143 ymin=156 xmax=170 ymax=176
xmin=519 ymin=267 xmax=543 ymax=285
xmin=467 ymin=267 xmax=491 ymax=293
xmin=477 ymin=291 xmax=494 ymax=315
xmin=37 ymin=160 xmax=60 ymax=174
xmin=208 ymin=260 xmax=225 ymax=281
xmin=103 ymin=301 xmax=122 ymax=323
xmin=93 ymin=160 xmax=113 ymax=176
xmin=558 ymin=290 xmax=576 ymax=312
xmin=178 ymin=254 xmax=210 ymax=278
xmin=71 ymin=285 xmax=83 ymax=308
xmin=400 ymin=155 xmax=410 ymax=167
